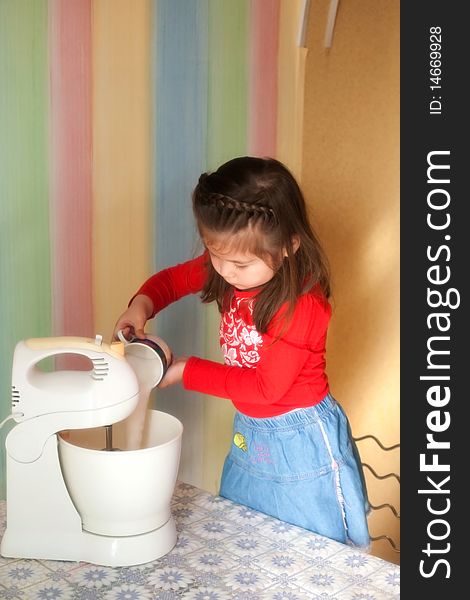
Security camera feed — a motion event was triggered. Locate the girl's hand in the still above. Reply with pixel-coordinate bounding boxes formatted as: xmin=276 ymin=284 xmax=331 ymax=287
xmin=158 ymin=357 xmax=188 ymax=389
xmin=112 ymin=294 xmax=154 ymax=341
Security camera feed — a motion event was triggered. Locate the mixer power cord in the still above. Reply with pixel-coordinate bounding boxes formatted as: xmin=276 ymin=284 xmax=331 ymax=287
xmin=0 ymin=413 xmax=24 ymax=430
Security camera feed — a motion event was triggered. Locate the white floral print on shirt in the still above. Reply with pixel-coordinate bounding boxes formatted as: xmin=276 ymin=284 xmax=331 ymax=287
xmin=220 ymin=296 xmax=263 ymax=368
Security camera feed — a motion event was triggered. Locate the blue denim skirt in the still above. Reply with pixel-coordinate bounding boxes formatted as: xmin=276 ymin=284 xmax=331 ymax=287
xmin=219 ymin=393 xmax=370 ymax=549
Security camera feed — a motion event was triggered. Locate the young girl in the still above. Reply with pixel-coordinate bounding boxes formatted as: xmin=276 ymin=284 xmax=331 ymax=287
xmin=113 ymin=156 xmax=370 ymax=549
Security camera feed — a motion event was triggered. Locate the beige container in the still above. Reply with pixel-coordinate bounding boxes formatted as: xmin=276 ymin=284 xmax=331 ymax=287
xmin=58 ymin=410 xmax=182 ymax=537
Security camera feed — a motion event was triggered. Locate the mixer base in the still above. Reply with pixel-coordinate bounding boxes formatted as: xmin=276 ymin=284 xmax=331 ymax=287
xmin=1 ymin=515 xmax=178 ymax=567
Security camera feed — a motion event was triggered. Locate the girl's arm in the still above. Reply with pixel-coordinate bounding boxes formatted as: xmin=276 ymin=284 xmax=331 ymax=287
xmin=135 ymin=253 xmax=208 ymax=316
xmin=113 ymin=294 xmax=155 ymax=340
xmin=113 ymin=253 xmax=207 ymax=339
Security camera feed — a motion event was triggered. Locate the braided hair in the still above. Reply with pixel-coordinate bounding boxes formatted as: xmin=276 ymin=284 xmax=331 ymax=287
xmin=192 ymin=156 xmax=330 ymax=333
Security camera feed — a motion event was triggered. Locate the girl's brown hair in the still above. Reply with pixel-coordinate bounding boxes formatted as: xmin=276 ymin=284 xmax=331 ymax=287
xmin=192 ymin=156 xmax=330 ymax=333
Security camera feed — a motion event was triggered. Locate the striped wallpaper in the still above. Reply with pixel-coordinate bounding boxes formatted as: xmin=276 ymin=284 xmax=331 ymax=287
xmin=0 ymin=0 xmax=308 ymax=498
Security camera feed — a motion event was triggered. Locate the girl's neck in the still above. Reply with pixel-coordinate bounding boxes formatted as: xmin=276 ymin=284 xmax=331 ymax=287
xmin=234 ymin=283 xmax=266 ymax=293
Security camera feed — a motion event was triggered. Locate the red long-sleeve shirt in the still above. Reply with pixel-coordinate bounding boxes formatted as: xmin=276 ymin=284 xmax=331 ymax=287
xmin=137 ymin=253 xmax=331 ymax=417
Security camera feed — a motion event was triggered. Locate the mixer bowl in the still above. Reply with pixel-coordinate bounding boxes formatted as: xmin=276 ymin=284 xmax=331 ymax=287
xmin=58 ymin=410 xmax=182 ymax=537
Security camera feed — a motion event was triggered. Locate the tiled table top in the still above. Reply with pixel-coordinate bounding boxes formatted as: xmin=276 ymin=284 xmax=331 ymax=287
xmin=0 ymin=481 xmax=399 ymax=599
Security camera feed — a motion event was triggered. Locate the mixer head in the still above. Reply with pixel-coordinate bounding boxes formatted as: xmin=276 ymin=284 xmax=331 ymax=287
xmin=6 ymin=335 xmax=140 ymax=464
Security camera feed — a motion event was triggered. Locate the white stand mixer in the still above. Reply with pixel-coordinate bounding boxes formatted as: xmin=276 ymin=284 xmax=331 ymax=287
xmin=0 ymin=335 xmax=180 ymax=566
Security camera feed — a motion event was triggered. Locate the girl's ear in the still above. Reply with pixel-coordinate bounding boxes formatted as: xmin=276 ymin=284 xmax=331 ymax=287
xmin=283 ymin=235 xmax=300 ymax=257
xmin=292 ymin=235 xmax=300 ymax=253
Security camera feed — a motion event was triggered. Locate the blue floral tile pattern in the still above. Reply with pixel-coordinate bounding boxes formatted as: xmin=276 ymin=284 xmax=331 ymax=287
xmin=0 ymin=482 xmax=399 ymax=599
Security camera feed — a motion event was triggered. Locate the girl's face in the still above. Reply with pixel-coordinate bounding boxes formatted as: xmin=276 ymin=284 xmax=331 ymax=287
xmin=206 ymin=244 xmax=275 ymax=290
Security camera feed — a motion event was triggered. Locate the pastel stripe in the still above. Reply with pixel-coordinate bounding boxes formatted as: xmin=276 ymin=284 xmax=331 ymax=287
xmin=49 ymin=0 xmax=93 ymax=338
xmin=248 ymin=0 xmax=280 ymax=157
xmin=153 ymin=0 xmax=208 ymax=267
xmin=152 ymin=0 xmax=209 ymax=486
xmin=0 ymin=0 xmax=50 ymax=498
xmin=92 ymin=0 xmax=152 ymax=340
xmin=207 ymin=0 xmax=249 ymax=169
xmin=277 ymin=0 xmax=306 ymax=180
